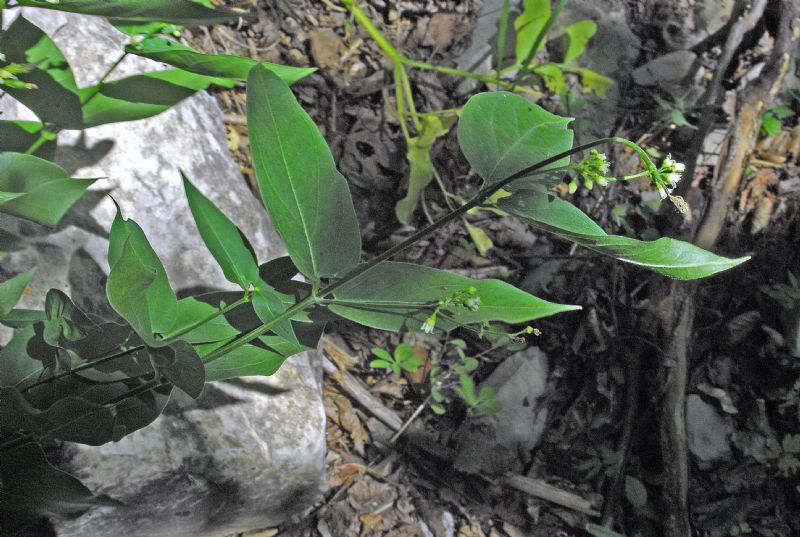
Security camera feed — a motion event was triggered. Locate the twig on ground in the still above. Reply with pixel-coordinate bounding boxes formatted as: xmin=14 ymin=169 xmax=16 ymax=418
xmin=320 ymin=339 xmax=602 ymax=517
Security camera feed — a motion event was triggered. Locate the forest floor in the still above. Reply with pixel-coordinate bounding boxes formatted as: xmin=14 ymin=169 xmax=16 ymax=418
xmin=191 ymin=1 xmax=800 ymax=536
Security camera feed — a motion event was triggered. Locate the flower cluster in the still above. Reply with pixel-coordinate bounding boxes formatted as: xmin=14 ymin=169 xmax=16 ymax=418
xmin=654 ymin=154 xmax=685 ymax=199
xmin=568 ymin=150 xmax=611 ymax=193
xmin=0 ymin=63 xmax=36 ymax=90
xmin=421 ymin=286 xmax=482 ymax=333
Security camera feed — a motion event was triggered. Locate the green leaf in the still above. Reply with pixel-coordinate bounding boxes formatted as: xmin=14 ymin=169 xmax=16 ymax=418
xmin=371 ymin=347 xmax=393 ymax=361
xmin=771 ymin=105 xmax=795 ymax=119
xmin=563 ymin=20 xmax=597 ymax=64
xmin=458 ymin=91 xmax=573 ymax=191
xmin=126 ymin=37 xmax=315 ymax=84
xmin=585 ymin=524 xmax=627 ymax=537
xmin=246 ymin=65 xmax=361 ymax=281
xmin=498 ymin=189 xmax=749 ymax=279
xmin=569 ymin=66 xmax=613 ymax=97
xmin=0 ymin=16 xmax=83 ymax=128
xmin=465 ymin=222 xmax=493 ymax=256
xmin=514 ymin=0 xmax=551 ymax=65
xmin=329 ymin=261 xmax=579 ymax=332
xmin=762 ymin=114 xmax=781 ymax=137
xmin=80 ymin=69 xmax=233 ymax=128
xmin=182 ymin=173 xmax=259 ymax=290
xmin=148 ymin=341 xmax=204 ymax=398
xmin=0 ymin=120 xmax=57 ymax=160
xmin=199 ymin=340 xmax=289 ymax=381
xmin=0 ymin=325 xmax=42 ymax=387
xmin=624 ymin=475 xmax=648 ymax=508
xmin=0 ymin=443 xmax=119 ymax=519
xmin=0 ymin=152 xmax=96 ymax=227
xmin=165 ymin=297 xmax=239 ymax=343
xmin=533 ymin=63 xmax=566 ymax=94
xmin=252 ymin=280 xmax=298 ymax=343
xmin=16 ymin=0 xmax=242 ymax=25
xmin=42 ymin=289 xmax=96 ymax=346
xmin=394 ymin=113 xmax=456 ymax=224
xmin=107 ymin=211 xmax=178 ymax=343
xmin=0 ymin=386 xmax=117 ymax=445
xmin=0 ymin=268 xmax=36 ymax=320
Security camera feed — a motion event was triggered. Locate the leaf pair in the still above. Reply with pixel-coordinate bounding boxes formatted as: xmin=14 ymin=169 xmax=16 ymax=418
xmin=0 ymin=153 xmax=96 ymax=227
xmin=16 ymin=0 xmax=242 ymax=26
xmin=0 ymin=15 xmax=314 ymax=131
xmin=245 ymin=66 xmax=581 ymax=327
xmin=456 ymin=91 xmax=748 ymax=280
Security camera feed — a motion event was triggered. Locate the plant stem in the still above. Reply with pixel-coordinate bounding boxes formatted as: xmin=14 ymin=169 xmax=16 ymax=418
xmin=80 ymin=51 xmax=128 ymax=106
xmin=20 ymin=345 xmax=144 ymax=394
xmin=19 ymin=296 xmax=250 ymax=393
xmin=401 ymin=58 xmax=542 ymax=97
xmin=160 ymin=294 xmax=250 ymax=344
xmin=23 ymin=129 xmax=52 ymax=155
xmin=514 ymin=0 xmax=571 ymax=85
xmin=201 ymin=295 xmax=316 ymax=363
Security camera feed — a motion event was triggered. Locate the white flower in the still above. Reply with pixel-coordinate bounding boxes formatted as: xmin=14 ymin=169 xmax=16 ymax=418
xmin=674 ymin=162 xmax=686 ymax=173
xmin=667 ymin=172 xmax=682 ymax=186
xmin=421 ymin=314 xmax=436 ymax=333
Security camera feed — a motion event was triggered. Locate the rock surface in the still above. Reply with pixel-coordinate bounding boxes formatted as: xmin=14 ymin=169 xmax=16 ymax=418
xmin=454 ymin=347 xmax=549 ymax=474
xmin=687 ymin=394 xmax=733 ymax=463
xmin=0 ymin=8 xmax=325 ymax=536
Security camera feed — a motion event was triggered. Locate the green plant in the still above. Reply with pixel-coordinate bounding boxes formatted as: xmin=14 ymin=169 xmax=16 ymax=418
xmin=454 ymin=373 xmax=501 ymax=416
xmin=729 ymin=521 xmax=753 ymax=536
xmin=766 ymin=434 xmax=800 ymax=476
xmin=370 ymin=344 xmax=422 ymax=375
xmin=761 ymin=105 xmax=795 ymax=137
xmin=1 ymin=1 xmax=750 ymax=530
xmin=342 ymin=0 xmax=611 ymax=231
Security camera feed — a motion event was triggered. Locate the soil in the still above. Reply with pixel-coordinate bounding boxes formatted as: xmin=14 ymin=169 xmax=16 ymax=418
xmin=190 ymin=1 xmax=800 ymax=536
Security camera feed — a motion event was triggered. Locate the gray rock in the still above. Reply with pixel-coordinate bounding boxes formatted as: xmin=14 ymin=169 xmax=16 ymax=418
xmin=454 ymin=347 xmax=549 ymax=474
xmin=632 ymin=50 xmax=697 ymax=87
xmin=687 ymin=394 xmax=733 ymax=462
xmin=0 ymin=8 xmax=325 ymax=535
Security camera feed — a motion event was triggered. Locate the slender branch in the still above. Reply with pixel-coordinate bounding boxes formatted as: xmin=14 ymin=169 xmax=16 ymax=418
xmin=20 ymin=344 xmax=144 ymax=394
xmin=80 ymin=51 xmax=128 ymax=106
xmin=514 ymin=0 xmax=570 ymax=85
xmin=160 ymin=294 xmax=250 ymax=344
xmin=401 ymin=58 xmax=543 ymax=97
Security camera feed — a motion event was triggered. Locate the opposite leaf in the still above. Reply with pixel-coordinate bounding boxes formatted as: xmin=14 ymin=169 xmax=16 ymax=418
xmin=246 ymin=65 xmax=361 ymax=281
xmin=563 ymin=19 xmax=597 ymax=64
xmin=0 ymin=268 xmax=36 ymax=320
xmin=458 ymin=91 xmax=573 ymax=191
xmin=0 ymin=16 xmax=83 ymax=128
xmin=1 ymin=443 xmax=120 ymax=519
xmin=0 ymin=153 xmax=96 ymax=227
xmin=107 ymin=211 xmax=178 ymax=343
xmin=499 ymin=189 xmax=749 ymax=279
xmin=127 ymin=38 xmax=315 ymax=85
xmin=183 ymin=173 xmax=259 ymax=290
xmin=16 ymin=0 xmax=242 ymax=25
xmin=514 ymin=0 xmax=551 ymax=66
xmin=329 ymin=261 xmax=579 ymax=332
xmin=80 ymin=69 xmax=233 ymax=128
xmin=148 ymin=341 xmax=204 ymax=398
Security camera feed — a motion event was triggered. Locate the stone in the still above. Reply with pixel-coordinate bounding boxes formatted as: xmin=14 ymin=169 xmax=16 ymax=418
xmin=687 ymin=394 xmax=733 ymax=462
xmin=454 ymin=347 xmax=549 ymax=474
xmin=0 ymin=8 xmax=325 ymax=535
xmin=632 ymin=50 xmax=697 ymax=87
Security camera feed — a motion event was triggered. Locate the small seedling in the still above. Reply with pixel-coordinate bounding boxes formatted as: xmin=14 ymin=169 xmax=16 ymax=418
xmin=454 ymin=373 xmax=501 ymax=416
xmin=761 ymin=105 xmax=795 ymax=137
xmin=369 ymin=344 xmax=423 ymax=375
xmin=766 ymin=434 xmax=800 ymax=476
xmin=729 ymin=521 xmax=753 ymax=536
